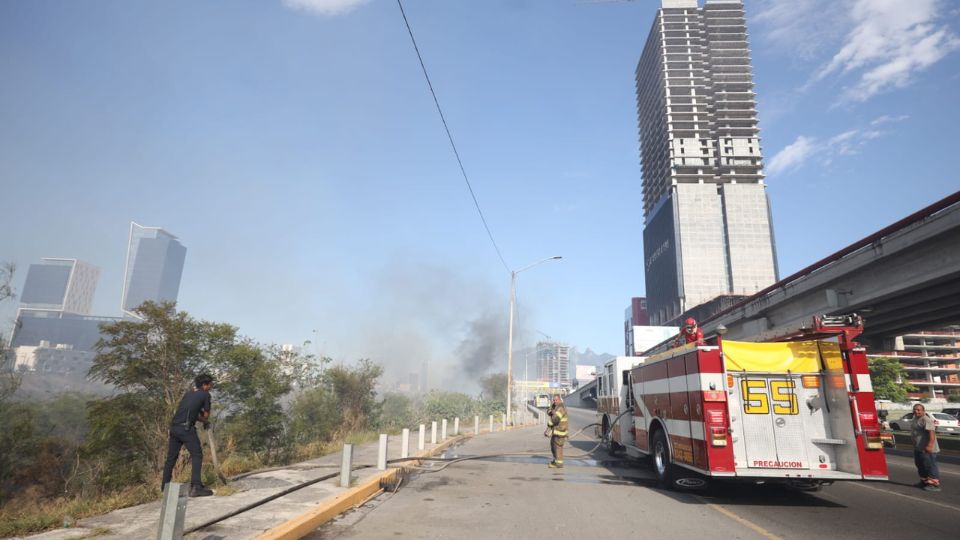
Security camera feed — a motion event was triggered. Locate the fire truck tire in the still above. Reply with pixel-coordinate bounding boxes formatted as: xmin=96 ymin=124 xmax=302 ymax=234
xmin=651 ymin=429 xmax=674 ymax=488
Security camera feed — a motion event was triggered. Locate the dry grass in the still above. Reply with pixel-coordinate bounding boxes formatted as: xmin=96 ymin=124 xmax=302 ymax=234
xmin=0 ymin=430 xmax=387 ymax=538
xmin=0 ymin=485 xmax=154 ymax=538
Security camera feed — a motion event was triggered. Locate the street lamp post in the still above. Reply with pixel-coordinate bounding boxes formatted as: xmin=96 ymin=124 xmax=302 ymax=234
xmin=506 ymin=256 xmax=561 ymax=424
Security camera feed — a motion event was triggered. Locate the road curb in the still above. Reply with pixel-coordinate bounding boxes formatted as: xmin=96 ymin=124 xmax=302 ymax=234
xmin=253 ymin=423 xmax=532 ymax=540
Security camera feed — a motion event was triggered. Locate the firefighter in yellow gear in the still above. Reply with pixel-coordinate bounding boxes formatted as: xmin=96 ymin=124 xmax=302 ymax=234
xmin=546 ymin=394 xmax=569 ymax=468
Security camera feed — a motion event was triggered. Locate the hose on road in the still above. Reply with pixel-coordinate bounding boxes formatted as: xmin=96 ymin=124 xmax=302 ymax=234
xmin=186 ymin=415 xmax=628 ymax=533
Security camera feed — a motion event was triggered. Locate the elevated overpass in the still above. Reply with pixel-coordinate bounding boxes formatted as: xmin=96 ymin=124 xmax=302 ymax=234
xmin=564 ymin=378 xmax=597 ymax=408
xmin=695 ymin=191 xmax=960 ymax=349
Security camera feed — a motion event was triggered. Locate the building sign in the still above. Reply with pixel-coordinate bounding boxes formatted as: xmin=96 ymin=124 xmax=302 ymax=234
xmin=643 ymin=195 xmax=681 ymax=322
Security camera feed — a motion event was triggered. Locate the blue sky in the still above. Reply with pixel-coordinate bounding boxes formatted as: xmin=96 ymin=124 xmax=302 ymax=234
xmin=1 ymin=0 xmax=958 ymax=387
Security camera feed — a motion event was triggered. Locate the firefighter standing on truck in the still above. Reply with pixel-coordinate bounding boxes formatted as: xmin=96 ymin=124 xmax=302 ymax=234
xmin=674 ymin=317 xmax=705 ymax=347
xmin=546 ymin=394 xmax=568 ymax=469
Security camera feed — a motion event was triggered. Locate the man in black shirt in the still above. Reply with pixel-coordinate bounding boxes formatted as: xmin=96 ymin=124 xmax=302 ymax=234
xmin=161 ymin=373 xmax=214 ymax=497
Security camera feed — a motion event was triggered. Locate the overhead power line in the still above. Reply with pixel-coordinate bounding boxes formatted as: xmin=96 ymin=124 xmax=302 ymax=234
xmin=396 ymin=0 xmax=510 ymax=273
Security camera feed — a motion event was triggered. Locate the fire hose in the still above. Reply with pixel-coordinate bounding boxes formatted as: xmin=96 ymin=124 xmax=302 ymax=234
xmin=185 ymin=412 xmax=632 ymax=533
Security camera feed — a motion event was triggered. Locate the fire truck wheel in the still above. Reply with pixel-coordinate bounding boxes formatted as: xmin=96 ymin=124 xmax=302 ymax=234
xmin=652 ymin=429 xmax=673 ymax=488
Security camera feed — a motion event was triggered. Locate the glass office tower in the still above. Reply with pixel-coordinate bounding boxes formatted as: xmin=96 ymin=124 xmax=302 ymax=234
xmin=121 ymin=222 xmax=187 ymax=318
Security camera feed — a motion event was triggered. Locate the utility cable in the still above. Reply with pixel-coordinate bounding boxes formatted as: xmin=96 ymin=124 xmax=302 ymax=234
xmin=396 ymin=0 xmax=510 ymax=273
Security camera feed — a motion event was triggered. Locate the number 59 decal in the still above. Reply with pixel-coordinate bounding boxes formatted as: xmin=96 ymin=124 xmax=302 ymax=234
xmin=740 ymin=380 xmax=799 ymax=415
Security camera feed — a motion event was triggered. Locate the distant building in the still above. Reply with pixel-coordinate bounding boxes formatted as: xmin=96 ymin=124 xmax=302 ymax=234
xmin=8 ymin=258 xmax=112 ymax=354
xmin=121 ymin=222 xmax=187 ymax=318
xmin=9 ymin=311 xmax=119 ymax=351
xmin=624 ymin=297 xmax=649 ymax=355
xmin=537 ymin=341 xmax=570 ymax=388
xmin=13 ymin=342 xmax=94 ymax=374
xmin=637 ymin=0 xmax=778 ymax=325
xmin=419 ymin=360 xmax=430 ymax=393
xmin=873 ymin=329 xmax=960 ymax=401
xmin=575 ymin=364 xmax=598 ymax=387
xmin=19 ymin=258 xmax=99 ymax=316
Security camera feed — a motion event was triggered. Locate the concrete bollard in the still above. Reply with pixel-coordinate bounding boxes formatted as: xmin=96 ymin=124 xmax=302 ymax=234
xmin=340 ymin=443 xmax=353 ymax=488
xmin=418 ymin=424 xmax=425 ymax=451
xmin=441 ymin=419 xmax=447 ymax=440
xmin=401 ymin=428 xmax=410 ymax=458
xmin=431 ymin=421 xmax=438 ymax=444
xmin=454 ymin=417 xmax=460 ymax=435
xmin=377 ymin=434 xmax=388 ymax=470
xmin=489 ymin=415 xmax=494 ymax=433
xmin=502 ymin=413 xmax=507 ymax=431
xmin=157 ymin=482 xmax=188 ymax=540
xmin=474 ymin=415 xmax=480 ymax=435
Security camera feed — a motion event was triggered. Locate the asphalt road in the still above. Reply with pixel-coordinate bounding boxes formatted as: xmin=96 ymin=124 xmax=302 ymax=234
xmin=313 ymin=407 xmax=960 ymax=539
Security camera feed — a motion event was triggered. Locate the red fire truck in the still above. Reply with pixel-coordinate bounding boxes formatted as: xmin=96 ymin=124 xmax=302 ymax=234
xmin=597 ymin=314 xmax=888 ymax=489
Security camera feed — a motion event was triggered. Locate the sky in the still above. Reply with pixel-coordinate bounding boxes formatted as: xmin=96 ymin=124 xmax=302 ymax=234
xmin=1 ymin=0 xmax=958 ymax=388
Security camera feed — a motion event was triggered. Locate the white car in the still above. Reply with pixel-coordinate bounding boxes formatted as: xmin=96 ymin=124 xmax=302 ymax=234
xmin=890 ymin=412 xmax=960 ymax=434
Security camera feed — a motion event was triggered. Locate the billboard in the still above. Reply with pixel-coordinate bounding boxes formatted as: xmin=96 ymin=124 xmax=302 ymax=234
xmin=575 ymin=365 xmax=598 ymax=382
xmin=643 ymin=194 xmax=681 ymax=323
xmin=631 ymin=326 xmax=679 ymax=355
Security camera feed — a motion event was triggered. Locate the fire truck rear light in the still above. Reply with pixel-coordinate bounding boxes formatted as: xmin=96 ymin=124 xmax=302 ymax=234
xmin=710 ymin=427 xmax=727 ymax=447
xmin=703 ymin=390 xmax=726 ymax=402
xmin=801 ymin=375 xmax=820 ymax=388
xmin=864 ymin=430 xmax=883 ymax=450
xmin=706 ymin=409 xmax=725 ymax=424
xmin=727 ymin=374 xmax=734 ymax=388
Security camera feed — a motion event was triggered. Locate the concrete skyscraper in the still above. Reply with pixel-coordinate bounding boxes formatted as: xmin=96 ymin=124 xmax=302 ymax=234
xmin=121 ymin=222 xmax=187 ymax=318
xmin=537 ymin=341 xmax=570 ymax=388
xmin=638 ymin=0 xmax=778 ymax=325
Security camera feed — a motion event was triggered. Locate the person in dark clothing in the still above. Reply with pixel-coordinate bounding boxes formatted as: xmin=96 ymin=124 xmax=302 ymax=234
xmin=161 ymin=373 xmax=214 ymax=497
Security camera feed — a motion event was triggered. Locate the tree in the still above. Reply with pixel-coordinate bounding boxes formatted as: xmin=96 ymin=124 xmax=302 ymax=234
xmin=289 ymin=386 xmax=339 ymax=445
xmin=379 ymin=392 xmax=415 ymax=431
xmin=479 ymin=372 xmax=507 ymax=402
xmin=216 ymin=342 xmax=297 ymax=459
xmin=87 ymin=302 xmax=237 ymax=483
xmin=0 ymin=263 xmax=26 ymax=502
xmin=0 ymin=372 xmax=35 ymax=503
xmin=869 ymin=356 xmax=915 ymax=403
xmin=290 ymin=359 xmax=384 ymax=444
xmin=0 ymin=262 xmax=14 ymax=304
xmin=326 ymin=360 xmax=383 ymax=436
xmin=418 ymin=391 xmax=476 ymax=423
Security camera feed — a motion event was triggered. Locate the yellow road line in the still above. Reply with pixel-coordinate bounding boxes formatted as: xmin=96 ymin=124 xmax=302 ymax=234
xmin=691 ymin=494 xmax=783 ymax=540
xmin=847 ymin=481 xmax=960 ymax=513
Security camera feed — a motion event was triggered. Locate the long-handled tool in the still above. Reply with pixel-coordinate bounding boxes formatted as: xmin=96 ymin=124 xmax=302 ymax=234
xmin=204 ymin=423 xmax=228 ymax=484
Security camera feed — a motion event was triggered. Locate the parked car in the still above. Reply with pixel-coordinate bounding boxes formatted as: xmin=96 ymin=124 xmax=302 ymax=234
xmin=941 ymin=407 xmax=960 ymax=420
xmin=890 ymin=412 xmax=960 ymax=434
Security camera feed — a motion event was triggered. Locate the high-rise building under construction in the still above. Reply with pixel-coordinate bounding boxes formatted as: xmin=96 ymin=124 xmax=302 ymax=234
xmin=637 ymin=0 xmax=779 ymax=325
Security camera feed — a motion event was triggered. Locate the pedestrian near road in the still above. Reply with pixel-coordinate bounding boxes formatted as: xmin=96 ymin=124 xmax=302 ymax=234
xmin=911 ymin=403 xmax=941 ymax=492
xmin=545 ymin=394 xmax=569 ymax=469
xmin=161 ymin=373 xmax=215 ymax=497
